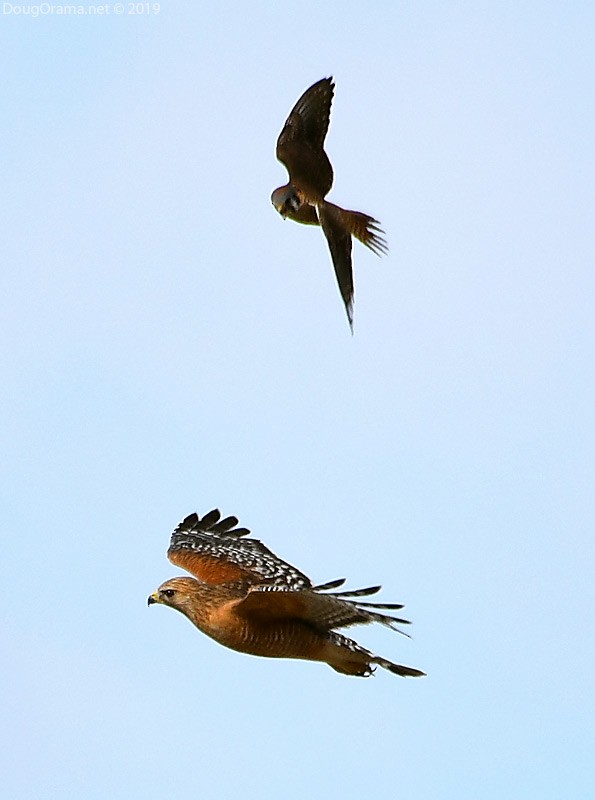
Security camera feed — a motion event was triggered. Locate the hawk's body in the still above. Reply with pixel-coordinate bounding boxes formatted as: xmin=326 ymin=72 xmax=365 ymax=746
xmin=271 ymin=77 xmax=387 ymax=330
xmin=148 ymin=509 xmax=424 ymax=678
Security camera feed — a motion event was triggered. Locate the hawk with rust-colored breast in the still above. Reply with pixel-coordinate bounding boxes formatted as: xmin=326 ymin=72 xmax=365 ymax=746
xmin=148 ymin=508 xmax=424 ymax=678
xmin=271 ymin=77 xmax=387 ymax=330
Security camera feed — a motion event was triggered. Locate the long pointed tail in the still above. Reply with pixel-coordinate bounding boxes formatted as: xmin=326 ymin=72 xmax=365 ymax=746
xmin=326 ymin=632 xmax=425 ymax=678
xmin=374 ymin=657 xmax=426 ymax=678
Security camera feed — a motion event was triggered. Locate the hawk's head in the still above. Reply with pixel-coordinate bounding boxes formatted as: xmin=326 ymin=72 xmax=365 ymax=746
xmin=271 ymin=185 xmax=302 ymax=218
xmin=147 ymin=577 xmax=200 ymax=615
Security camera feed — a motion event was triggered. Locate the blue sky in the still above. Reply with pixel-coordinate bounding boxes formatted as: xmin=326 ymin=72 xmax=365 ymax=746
xmin=1 ymin=2 xmax=594 ymax=798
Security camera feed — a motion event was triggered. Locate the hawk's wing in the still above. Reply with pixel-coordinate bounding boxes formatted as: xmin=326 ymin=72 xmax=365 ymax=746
xmin=278 ymin=77 xmax=334 ymax=151
xmin=233 ymin=583 xmax=412 ymax=636
xmin=317 ymin=201 xmax=355 ymax=330
xmin=167 ymin=510 xmax=312 ymax=589
xmin=276 ymin=77 xmax=334 ymax=199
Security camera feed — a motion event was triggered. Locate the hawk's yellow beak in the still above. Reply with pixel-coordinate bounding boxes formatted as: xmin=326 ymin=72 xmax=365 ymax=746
xmin=147 ymin=592 xmax=160 ymax=606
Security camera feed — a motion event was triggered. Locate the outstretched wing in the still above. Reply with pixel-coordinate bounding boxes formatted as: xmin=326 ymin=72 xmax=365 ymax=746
xmin=167 ymin=510 xmax=312 ymax=589
xmin=234 ymin=582 xmax=413 ymax=637
xmin=276 ymin=77 xmax=334 ymax=199
xmin=278 ymin=77 xmax=334 ymax=152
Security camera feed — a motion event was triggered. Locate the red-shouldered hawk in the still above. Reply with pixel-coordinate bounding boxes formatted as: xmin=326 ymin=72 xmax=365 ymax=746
xmin=271 ymin=77 xmax=387 ymax=331
xmin=148 ymin=509 xmax=424 ymax=679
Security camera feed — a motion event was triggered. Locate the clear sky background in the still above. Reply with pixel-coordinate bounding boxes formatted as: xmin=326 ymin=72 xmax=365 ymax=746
xmin=1 ymin=2 xmax=594 ymax=798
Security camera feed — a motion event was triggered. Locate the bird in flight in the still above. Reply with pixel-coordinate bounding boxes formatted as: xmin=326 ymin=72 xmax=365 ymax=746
xmin=271 ymin=77 xmax=387 ymax=330
xmin=148 ymin=508 xmax=424 ymax=678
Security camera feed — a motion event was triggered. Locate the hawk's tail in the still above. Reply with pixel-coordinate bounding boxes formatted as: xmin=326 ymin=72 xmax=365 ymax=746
xmin=325 ymin=632 xmax=425 ymax=678
xmin=373 ymin=657 xmax=426 ymax=678
xmin=326 ymin=202 xmax=388 ymax=257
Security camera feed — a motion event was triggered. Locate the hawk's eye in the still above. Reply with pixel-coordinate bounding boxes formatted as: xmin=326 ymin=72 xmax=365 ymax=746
xmin=163 ymin=589 xmax=175 ymax=599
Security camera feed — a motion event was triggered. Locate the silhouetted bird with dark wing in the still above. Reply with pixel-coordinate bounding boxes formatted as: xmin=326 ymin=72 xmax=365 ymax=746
xmin=271 ymin=77 xmax=387 ymax=330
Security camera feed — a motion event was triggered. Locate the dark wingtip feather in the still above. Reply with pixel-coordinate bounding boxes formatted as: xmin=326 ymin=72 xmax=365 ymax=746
xmin=328 ymin=585 xmax=382 ymax=599
xmin=174 ymin=512 xmax=201 ymax=533
xmin=312 ymin=578 xmax=347 ymax=592
xmin=211 ymin=515 xmax=239 ymax=533
xmin=199 ymin=509 xmax=221 ymax=528
xmin=172 ymin=509 xmax=251 ymax=539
